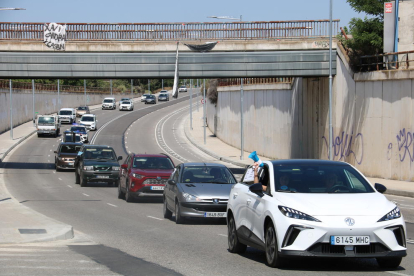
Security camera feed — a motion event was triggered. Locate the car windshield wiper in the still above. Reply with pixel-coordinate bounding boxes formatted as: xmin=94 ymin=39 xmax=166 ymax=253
xmin=276 ymin=189 xmax=296 ymax=193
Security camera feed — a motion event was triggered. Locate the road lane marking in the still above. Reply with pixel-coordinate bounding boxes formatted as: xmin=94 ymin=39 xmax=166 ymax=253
xmin=58 ymin=178 xmax=62 ymax=181
xmin=386 ymin=271 xmax=412 ymax=276
xmin=218 ymin=234 xmax=227 ymax=237
xmin=147 ymin=216 xmax=163 ymax=221
xmin=107 ymin=203 xmax=117 ymax=207
xmin=82 ymin=193 xmax=90 ymax=197
xmin=67 ymin=185 xmax=72 ymax=188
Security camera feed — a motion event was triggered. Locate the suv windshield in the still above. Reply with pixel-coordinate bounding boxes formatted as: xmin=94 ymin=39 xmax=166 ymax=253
xmin=38 ymin=117 xmax=55 ymax=125
xmin=78 ymin=107 xmax=87 ymax=110
xmin=70 ymin=127 xmax=86 ymax=132
xmin=272 ymin=164 xmax=375 ymax=194
xmin=81 ymin=116 xmax=94 ymax=122
xmin=59 ymin=110 xmax=72 ymax=115
xmin=133 ymin=157 xmax=174 ymax=170
xmin=103 ymin=99 xmax=114 ymax=103
xmin=84 ymin=148 xmax=116 ymax=160
xmin=121 ymin=101 xmax=130 ymax=104
xmin=60 ymin=144 xmax=81 ymax=153
xmin=181 ymin=166 xmax=236 ymax=184
xmin=147 ymin=95 xmax=155 ymax=99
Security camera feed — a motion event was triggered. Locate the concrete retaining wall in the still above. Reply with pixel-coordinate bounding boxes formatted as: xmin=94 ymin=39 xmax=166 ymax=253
xmin=0 ymin=89 xmax=138 ymax=134
xmin=209 ymin=55 xmax=414 ymax=181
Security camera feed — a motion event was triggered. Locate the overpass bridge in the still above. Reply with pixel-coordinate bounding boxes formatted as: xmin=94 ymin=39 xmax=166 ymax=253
xmin=0 ymin=20 xmax=339 ymax=78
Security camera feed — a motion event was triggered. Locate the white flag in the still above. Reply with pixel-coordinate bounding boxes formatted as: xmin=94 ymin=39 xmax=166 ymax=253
xmin=172 ymin=42 xmax=179 ymax=99
xmin=44 ymin=22 xmax=66 ymax=51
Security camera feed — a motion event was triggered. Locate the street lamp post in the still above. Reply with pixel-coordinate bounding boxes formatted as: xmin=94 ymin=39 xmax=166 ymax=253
xmin=131 ymin=79 xmax=133 ymax=98
xmin=9 ymin=79 xmax=13 ymax=139
xmin=110 ymin=79 xmax=112 ymax=96
xmin=190 ymin=79 xmax=193 ymax=130
xmin=32 ymin=79 xmax=35 ymax=127
xmin=0 ymin=7 xmax=25 ymax=10
xmin=196 ymin=79 xmax=199 ymax=112
xmin=148 ymin=79 xmax=150 ymax=93
xmin=203 ymin=79 xmax=206 ymax=145
xmin=84 ymin=79 xmax=86 ymax=106
xmin=328 ymin=0 xmax=333 ymax=160
xmin=58 ymin=79 xmax=60 ymax=111
xmin=162 ymin=79 xmax=164 ymax=90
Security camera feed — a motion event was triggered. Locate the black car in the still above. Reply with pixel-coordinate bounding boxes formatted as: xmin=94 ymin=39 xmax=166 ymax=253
xmin=145 ymin=95 xmax=157 ymax=104
xmin=74 ymin=145 xmax=123 ymax=187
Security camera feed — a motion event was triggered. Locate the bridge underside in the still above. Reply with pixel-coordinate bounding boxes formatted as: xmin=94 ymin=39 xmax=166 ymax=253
xmin=0 ymin=50 xmax=336 ymax=78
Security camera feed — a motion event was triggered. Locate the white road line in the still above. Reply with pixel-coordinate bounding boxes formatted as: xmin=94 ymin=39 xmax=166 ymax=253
xmin=67 ymin=185 xmax=72 ymax=188
xmin=58 ymin=178 xmax=62 ymax=181
xmin=218 ymin=234 xmax=227 ymax=237
xmin=82 ymin=193 xmax=90 ymax=197
xmin=107 ymin=203 xmax=117 ymax=207
xmin=147 ymin=216 xmax=164 ymax=221
xmin=48 ymin=155 xmax=50 ymax=157
xmin=386 ymin=271 xmax=412 ymax=276
xmin=53 ymin=171 xmax=56 ymax=174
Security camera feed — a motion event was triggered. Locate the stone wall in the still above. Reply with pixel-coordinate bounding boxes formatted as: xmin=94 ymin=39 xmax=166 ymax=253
xmin=0 ymin=89 xmax=138 ymax=134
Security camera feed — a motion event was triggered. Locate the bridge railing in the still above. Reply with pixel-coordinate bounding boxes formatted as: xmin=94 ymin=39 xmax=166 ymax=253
xmin=219 ymin=78 xmax=293 ymax=87
xmin=0 ymin=20 xmax=339 ymax=41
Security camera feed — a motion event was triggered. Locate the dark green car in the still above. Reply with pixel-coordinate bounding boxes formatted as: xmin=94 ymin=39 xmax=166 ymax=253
xmin=74 ymin=145 xmax=123 ymax=187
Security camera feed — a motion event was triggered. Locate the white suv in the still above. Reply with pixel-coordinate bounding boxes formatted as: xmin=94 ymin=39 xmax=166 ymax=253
xmin=102 ymin=97 xmax=116 ymax=110
xmin=79 ymin=114 xmax=97 ymax=131
xmin=119 ymin=100 xmax=133 ymax=111
xmin=58 ymin=108 xmax=76 ymax=124
xmin=178 ymin=85 xmax=187 ymax=92
xmin=227 ymin=160 xmax=406 ymax=269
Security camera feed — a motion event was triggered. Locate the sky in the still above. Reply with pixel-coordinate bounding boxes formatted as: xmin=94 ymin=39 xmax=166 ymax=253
xmin=0 ymin=0 xmax=368 ymax=28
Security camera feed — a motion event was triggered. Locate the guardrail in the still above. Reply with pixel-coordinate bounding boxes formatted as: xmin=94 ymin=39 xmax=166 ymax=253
xmin=0 ymin=79 xmax=119 ymax=93
xmin=359 ymin=50 xmax=414 ymax=71
xmin=219 ymin=78 xmax=293 ymax=87
xmin=0 ymin=20 xmax=340 ymax=41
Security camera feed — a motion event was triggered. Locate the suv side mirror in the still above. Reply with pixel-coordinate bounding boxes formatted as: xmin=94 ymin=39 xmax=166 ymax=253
xmin=168 ymin=180 xmax=176 ymax=185
xmin=117 ymin=156 xmax=123 ymax=161
xmin=53 ymin=151 xmax=57 ymax=154
xmin=249 ymin=183 xmax=263 ymax=195
xmin=375 ymin=183 xmax=387 ymax=194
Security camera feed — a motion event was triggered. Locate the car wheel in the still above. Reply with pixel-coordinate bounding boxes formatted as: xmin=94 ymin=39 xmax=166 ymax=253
xmin=228 ymin=215 xmax=247 ymax=254
xmin=163 ymin=197 xmax=172 ymax=219
xmin=125 ymin=181 xmax=133 ymax=203
xmin=265 ymin=221 xmax=284 ymax=268
xmin=37 ymin=133 xmax=41 ymax=137
xmin=55 ymin=164 xmax=60 ymax=172
xmin=118 ymin=182 xmax=125 ymax=199
xmin=75 ymin=169 xmax=80 ymax=184
xmin=175 ymin=201 xmax=184 ymax=224
xmin=376 ymin=257 xmax=402 ymax=269
xmin=80 ymin=177 xmax=87 ymax=187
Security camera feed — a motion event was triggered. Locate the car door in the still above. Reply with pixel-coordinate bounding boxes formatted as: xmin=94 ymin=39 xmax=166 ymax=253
xmin=231 ymin=166 xmax=254 ymax=232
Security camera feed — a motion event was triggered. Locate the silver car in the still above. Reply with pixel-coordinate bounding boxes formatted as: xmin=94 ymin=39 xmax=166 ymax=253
xmin=163 ymin=163 xmax=237 ymax=224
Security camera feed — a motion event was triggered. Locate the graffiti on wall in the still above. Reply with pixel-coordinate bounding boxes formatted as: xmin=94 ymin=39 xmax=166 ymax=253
xmin=322 ymin=131 xmax=364 ymax=164
xmin=388 ymin=128 xmax=414 ymax=163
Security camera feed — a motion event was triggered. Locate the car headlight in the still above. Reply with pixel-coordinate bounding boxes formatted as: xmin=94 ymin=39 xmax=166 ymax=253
xmin=378 ymin=206 xmax=401 ymax=222
xmin=112 ymin=166 xmax=120 ymax=171
xmin=83 ymin=166 xmax=94 ymax=171
xmin=182 ymin=193 xmax=201 ymax=202
xmin=132 ymin=173 xmax=144 ymax=179
xmin=278 ymin=206 xmax=321 ymax=222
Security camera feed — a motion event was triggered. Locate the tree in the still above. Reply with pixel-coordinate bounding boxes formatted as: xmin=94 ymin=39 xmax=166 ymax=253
xmin=341 ymin=0 xmax=387 ymax=70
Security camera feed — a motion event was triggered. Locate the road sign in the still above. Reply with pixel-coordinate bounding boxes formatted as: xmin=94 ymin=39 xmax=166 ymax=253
xmin=201 ymin=99 xmax=205 ymax=104
xmin=385 ymin=2 xmax=392 ymax=13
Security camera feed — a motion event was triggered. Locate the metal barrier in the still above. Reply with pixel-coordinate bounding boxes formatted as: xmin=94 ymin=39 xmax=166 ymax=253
xmin=0 ymin=79 xmax=118 ymax=93
xmin=359 ymin=50 xmax=414 ymax=71
xmin=219 ymin=78 xmax=293 ymax=87
xmin=0 ymin=20 xmax=339 ymax=41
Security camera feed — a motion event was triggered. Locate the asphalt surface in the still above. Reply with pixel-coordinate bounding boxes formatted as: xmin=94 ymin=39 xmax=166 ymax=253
xmin=1 ymin=90 xmax=414 ymax=276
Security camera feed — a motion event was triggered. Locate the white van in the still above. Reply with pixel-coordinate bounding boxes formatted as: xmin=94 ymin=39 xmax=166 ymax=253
xmin=102 ymin=97 xmax=116 ymax=110
xmin=58 ymin=108 xmax=76 ymax=124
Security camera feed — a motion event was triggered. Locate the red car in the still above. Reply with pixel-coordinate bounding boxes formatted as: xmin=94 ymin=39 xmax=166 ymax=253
xmin=118 ymin=153 xmax=175 ymax=202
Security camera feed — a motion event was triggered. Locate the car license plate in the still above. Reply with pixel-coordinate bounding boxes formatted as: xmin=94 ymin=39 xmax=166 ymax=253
xmin=204 ymin=212 xmax=227 ymax=218
xmin=68 ymin=162 xmax=74 ymax=166
xmin=97 ymin=175 xmax=110 ymax=179
xmin=151 ymin=186 xmax=164 ymax=190
xmin=330 ymin=236 xmax=370 ymax=245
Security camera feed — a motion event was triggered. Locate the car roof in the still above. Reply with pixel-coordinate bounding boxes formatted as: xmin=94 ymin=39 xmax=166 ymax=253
xmin=270 ymin=159 xmax=348 ymax=166
xmin=132 ymin=153 xmax=171 ymax=158
xmin=60 ymin=108 xmax=75 ymax=110
xmin=81 ymin=114 xmax=95 ymax=117
xmin=181 ymin=162 xmax=227 ymax=167
xmin=83 ymin=145 xmax=114 ymax=149
xmin=59 ymin=142 xmax=83 ymax=146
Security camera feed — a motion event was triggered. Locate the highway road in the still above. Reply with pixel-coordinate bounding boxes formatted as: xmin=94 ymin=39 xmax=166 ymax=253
xmin=1 ymin=90 xmax=413 ymax=276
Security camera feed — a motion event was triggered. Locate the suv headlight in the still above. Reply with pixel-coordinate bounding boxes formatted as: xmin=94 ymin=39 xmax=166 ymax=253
xmin=112 ymin=166 xmax=120 ymax=171
xmin=378 ymin=207 xmax=401 ymax=222
xmin=278 ymin=206 xmax=321 ymax=222
xmin=83 ymin=166 xmax=94 ymax=171
xmin=132 ymin=173 xmax=144 ymax=179
xmin=182 ymin=193 xmax=201 ymax=202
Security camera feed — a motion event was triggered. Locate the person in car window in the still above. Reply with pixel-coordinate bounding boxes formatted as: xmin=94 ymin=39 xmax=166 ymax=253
xmin=276 ymin=174 xmax=291 ymax=191
xmin=324 ymin=173 xmax=338 ymax=191
xmin=253 ymin=162 xmax=268 ymax=191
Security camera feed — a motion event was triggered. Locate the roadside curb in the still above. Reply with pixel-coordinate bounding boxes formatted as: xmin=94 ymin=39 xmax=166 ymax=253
xmin=0 ymin=129 xmax=37 ymax=163
xmin=183 ymin=117 xmax=247 ymax=168
xmin=385 ymin=189 xmax=414 ymax=199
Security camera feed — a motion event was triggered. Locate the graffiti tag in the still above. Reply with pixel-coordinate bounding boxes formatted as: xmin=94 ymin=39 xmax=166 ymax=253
xmin=396 ymin=128 xmax=414 ymax=163
xmin=312 ymin=41 xmax=329 ymax=48
xmin=322 ymin=131 xmax=364 ymax=164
